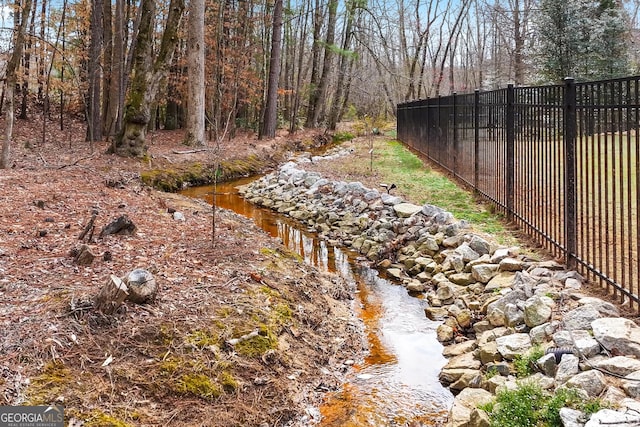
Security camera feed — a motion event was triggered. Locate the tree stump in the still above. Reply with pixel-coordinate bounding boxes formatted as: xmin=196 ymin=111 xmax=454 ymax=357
xmin=123 ymin=268 xmax=158 ymax=304
xmin=94 ymin=275 xmax=129 ymax=314
xmin=73 ymin=244 xmax=96 ymax=266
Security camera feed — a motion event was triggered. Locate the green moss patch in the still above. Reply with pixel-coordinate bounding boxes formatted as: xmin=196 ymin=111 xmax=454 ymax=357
xmin=83 ymin=410 xmax=134 ymax=427
xmin=234 ymin=328 xmax=278 ymax=357
xmin=26 ymin=361 xmax=73 ymax=405
xmin=175 ymin=373 xmax=222 ymax=400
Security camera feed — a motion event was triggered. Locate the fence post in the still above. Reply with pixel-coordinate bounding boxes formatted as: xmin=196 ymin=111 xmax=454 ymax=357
xmin=424 ymin=98 xmax=429 ymax=155
xmin=474 ymin=89 xmax=480 ymax=191
xmin=564 ymin=77 xmax=578 ymax=269
xmin=453 ymin=92 xmax=458 ymax=177
xmin=506 ymin=84 xmax=515 ymax=221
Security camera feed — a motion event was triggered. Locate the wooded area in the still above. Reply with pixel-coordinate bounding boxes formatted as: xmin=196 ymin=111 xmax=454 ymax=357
xmin=0 ymin=0 xmax=638 ymax=166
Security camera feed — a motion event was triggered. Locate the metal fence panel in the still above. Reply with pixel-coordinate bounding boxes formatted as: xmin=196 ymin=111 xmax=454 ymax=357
xmin=397 ymin=76 xmax=640 ymax=309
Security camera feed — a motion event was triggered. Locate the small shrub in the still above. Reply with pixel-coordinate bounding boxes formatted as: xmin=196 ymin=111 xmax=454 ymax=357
xmin=480 ymin=382 xmax=547 ymax=427
xmin=513 ymin=345 xmax=545 ymax=377
xmin=332 ymin=131 xmax=355 ymax=143
xmin=484 ymin=365 xmax=500 ymax=380
xmin=480 ymin=382 xmax=608 ymax=427
xmin=578 ymin=396 xmax=610 ymax=415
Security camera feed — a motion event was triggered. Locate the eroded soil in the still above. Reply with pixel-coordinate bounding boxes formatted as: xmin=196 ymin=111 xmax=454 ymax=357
xmin=0 ymin=117 xmax=365 ymax=426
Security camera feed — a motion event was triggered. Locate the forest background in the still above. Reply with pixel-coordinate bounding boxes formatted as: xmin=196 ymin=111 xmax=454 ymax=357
xmin=0 ymin=0 xmax=637 ymax=168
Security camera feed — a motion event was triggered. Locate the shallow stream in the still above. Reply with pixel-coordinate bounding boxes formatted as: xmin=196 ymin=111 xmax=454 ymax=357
xmin=182 ymin=178 xmax=454 ymax=426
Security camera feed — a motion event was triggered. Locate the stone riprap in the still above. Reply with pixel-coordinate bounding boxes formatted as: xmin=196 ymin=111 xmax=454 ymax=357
xmin=239 ymin=156 xmax=640 ymax=427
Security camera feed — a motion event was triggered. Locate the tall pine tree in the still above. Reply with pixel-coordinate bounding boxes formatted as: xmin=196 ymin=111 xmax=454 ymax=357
xmin=535 ymin=0 xmax=629 ymax=82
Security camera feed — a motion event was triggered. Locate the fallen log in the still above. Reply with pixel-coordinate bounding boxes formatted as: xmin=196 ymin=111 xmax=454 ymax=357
xmin=171 ymin=148 xmax=209 ymax=154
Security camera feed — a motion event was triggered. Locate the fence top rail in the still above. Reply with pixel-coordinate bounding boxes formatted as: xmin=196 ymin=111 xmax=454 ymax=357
xmin=397 ymin=75 xmax=640 ymax=109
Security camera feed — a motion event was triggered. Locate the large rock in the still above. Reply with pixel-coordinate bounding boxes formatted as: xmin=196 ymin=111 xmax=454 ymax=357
xmin=484 ymin=272 xmax=516 ymax=292
xmin=552 ymin=330 xmax=601 ymax=358
xmin=443 ymin=340 xmax=478 ymax=357
xmin=495 ymin=333 xmax=532 ymax=360
xmin=478 ymin=341 xmax=502 ymax=364
xmin=565 ymin=370 xmax=606 ymax=397
xmin=537 ymin=353 xmax=557 ymax=377
xmin=393 ymin=203 xmax=422 ymax=218
xmin=450 ymin=370 xmax=483 ymax=391
xmin=381 ymin=193 xmax=403 ymax=205
xmin=485 ymin=289 xmax=526 ymax=314
xmin=449 ymin=272 xmax=476 ymax=286
xmin=563 ymin=305 xmax=602 ymax=330
xmin=592 ymin=317 xmax=640 ymax=359
xmin=425 ymin=306 xmax=448 ymax=321
xmin=555 ymin=354 xmax=579 ymax=384
xmin=622 ymin=371 xmax=640 ymax=398
xmin=530 ymin=322 xmax=558 ymax=344
xmin=471 ymin=264 xmax=499 ymax=284
xmin=444 ymin=352 xmax=482 ymax=370
xmin=439 ymin=368 xmax=480 ymax=386
xmin=585 ymin=409 xmax=640 ymax=427
xmin=577 ymin=297 xmax=620 ymax=317
xmin=523 ymin=295 xmax=553 ymax=327
xmin=445 ymin=388 xmax=494 ymax=427
xmin=499 ymin=257 xmax=524 ymax=272
xmin=504 ymin=303 xmax=525 ymax=327
xmin=436 ymin=283 xmax=457 ymax=303
xmin=469 ymin=409 xmax=491 ymax=427
xmin=468 ymin=235 xmax=491 ymax=256
xmin=455 ymin=309 xmax=473 ymax=329
xmin=421 ymin=204 xmax=447 ymax=219
xmin=559 ymin=408 xmax=588 ymax=427
xmin=486 ymin=307 xmax=506 ymax=327
xmin=437 ymin=324 xmax=455 ymax=343
xmin=595 ymin=356 xmax=640 ymax=377
xmin=478 ymin=327 xmax=511 ymax=346
xmin=456 ymin=243 xmax=480 ymax=263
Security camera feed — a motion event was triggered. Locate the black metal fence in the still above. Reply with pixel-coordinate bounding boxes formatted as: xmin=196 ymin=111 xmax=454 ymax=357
xmin=397 ymin=77 xmax=640 ymax=310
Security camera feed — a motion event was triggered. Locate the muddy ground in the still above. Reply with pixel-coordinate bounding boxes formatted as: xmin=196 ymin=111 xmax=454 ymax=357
xmin=0 ymin=117 xmax=367 ymax=426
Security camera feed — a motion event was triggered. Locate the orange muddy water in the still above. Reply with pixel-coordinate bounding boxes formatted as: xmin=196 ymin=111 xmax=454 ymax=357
xmin=182 ymin=178 xmax=454 ymax=426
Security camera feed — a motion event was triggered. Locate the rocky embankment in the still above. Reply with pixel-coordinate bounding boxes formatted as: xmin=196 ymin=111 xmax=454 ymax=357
xmin=239 ymin=152 xmax=640 ymax=427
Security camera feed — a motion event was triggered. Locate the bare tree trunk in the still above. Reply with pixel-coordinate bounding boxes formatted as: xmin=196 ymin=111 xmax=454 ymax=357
xmin=513 ymin=0 xmax=523 ymax=85
xmin=107 ymin=0 xmax=124 ymax=136
xmin=309 ymin=0 xmax=337 ymax=127
xmin=41 ymin=0 xmax=64 ymax=144
xmin=304 ymin=0 xmax=323 ymax=127
xmin=289 ymin=0 xmax=310 ymax=134
xmin=112 ymin=0 xmax=185 ymax=157
xmin=328 ymin=0 xmax=358 ymax=130
xmin=38 ymin=0 xmax=46 ymax=102
xmin=432 ymin=0 xmax=469 ymax=96
xmin=86 ymin=0 xmax=103 ymax=143
xmin=20 ymin=0 xmax=37 ymax=120
xmin=282 ymin=0 xmax=293 ymax=125
xmin=102 ymin=0 xmax=113 ymax=137
xmin=1 ymin=0 xmax=33 ymax=169
xmin=184 ymin=0 xmax=205 ymax=146
xmin=260 ymin=0 xmax=283 ymax=139
xmin=116 ymin=0 xmax=142 ymax=134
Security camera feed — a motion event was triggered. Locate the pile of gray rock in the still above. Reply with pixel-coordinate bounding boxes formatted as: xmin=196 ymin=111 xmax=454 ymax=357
xmin=239 ymin=157 xmax=640 ymax=427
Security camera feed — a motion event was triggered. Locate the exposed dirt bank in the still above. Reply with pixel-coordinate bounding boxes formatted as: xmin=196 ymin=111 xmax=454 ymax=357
xmin=0 ymin=121 xmax=364 ymax=426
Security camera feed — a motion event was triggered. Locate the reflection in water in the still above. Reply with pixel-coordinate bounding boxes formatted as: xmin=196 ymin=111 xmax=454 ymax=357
xmin=181 ymin=180 xmax=454 ymax=426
